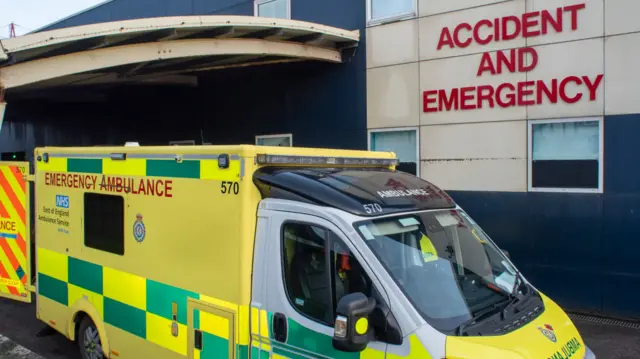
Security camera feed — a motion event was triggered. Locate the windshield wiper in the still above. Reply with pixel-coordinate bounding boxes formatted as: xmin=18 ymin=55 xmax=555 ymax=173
xmin=455 ymin=299 xmax=510 ymax=336
xmin=501 ymin=270 xmax=528 ymax=318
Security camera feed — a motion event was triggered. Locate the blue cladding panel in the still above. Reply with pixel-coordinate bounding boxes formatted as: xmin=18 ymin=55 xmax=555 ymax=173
xmin=165 ymin=0 xmax=194 ymax=16
xmin=38 ymin=0 xmax=256 ymax=31
xmin=601 ymin=115 xmax=640 ymax=317
xmin=527 ymin=192 xmax=602 ymax=272
xmin=210 ymin=2 xmax=253 ymax=15
xmin=604 ymin=114 xmax=640 ymax=194
xmin=110 ymin=0 xmax=167 ymax=20
xmin=526 ymin=192 xmax=603 ymax=311
xmin=194 ymin=0 xmax=249 ymax=14
xmin=450 ymin=190 xmax=605 ymax=313
xmin=448 ymin=191 xmax=529 ymax=261
xmin=294 ymin=0 xmax=364 ymax=29
xmin=601 ymin=194 xmax=640 ymax=317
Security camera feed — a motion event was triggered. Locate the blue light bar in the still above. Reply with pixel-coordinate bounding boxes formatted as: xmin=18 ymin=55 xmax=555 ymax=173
xmin=256 ymin=154 xmax=399 ymax=166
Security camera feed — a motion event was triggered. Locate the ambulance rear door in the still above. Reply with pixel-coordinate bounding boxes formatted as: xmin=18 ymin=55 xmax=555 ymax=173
xmin=0 ymin=161 xmax=32 ymax=303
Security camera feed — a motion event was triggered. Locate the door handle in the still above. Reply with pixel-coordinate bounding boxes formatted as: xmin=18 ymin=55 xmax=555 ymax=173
xmin=194 ymin=329 xmax=203 ymax=350
xmin=272 ymin=312 xmax=288 ymax=343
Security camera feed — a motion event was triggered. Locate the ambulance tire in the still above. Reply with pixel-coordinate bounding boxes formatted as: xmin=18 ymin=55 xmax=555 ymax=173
xmin=78 ymin=316 xmax=105 ymax=359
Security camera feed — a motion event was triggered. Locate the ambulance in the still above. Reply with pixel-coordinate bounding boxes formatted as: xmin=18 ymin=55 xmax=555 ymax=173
xmin=0 ymin=144 xmax=595 ymax=359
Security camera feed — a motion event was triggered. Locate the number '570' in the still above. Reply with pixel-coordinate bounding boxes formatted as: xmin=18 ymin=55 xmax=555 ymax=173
xmin=221 ymin=181 xmax=240 ymax=195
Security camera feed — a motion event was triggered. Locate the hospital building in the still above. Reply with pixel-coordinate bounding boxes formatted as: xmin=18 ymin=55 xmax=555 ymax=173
xmin=0 ymin=0 xmax=638 ymax=319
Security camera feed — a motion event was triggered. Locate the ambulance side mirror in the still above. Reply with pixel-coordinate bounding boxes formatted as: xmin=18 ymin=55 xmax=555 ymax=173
xmin=332 ymin=293 xmax=376 ymax=352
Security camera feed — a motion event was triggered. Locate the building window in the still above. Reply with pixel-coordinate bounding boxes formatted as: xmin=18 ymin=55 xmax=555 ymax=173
xmin=367 ymin=0 xmax=416 ymax=24
xmin=255 ymin=0 xmax=290 ymax=19
xmin=256 ymin=134 xmax=292 ymax=147
xmin=369 ymin=128 xmax=419 ymax=176
xmin=528 ymin=118 xmax=603 ymax=193
xmin=84 ymin=193 xmax=125 ymax=255
xmin=282 ymin=222 xmax=373 ymax=326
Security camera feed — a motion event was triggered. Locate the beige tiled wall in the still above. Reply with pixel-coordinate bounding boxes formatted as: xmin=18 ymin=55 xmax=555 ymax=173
xmin=366 ymin=0 xmax=635 ymax=192
xmin=604 ymin=32 xmax=640 ymax=115
xmin=367 ymin=63 xmax=421 ymax=129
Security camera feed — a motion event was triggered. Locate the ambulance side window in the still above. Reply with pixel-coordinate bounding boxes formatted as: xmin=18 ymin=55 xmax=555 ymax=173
xmin=84 ymin=193 xmax=125 ymax=256
xmin=282 ymin=222 xmax=373 ymax=326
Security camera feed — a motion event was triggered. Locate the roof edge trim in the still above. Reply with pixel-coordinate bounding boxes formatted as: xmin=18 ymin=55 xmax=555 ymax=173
xmin=0 ymin=38 xmax=344 ymax=90
xmin=3 ymin=15 xmax=361 ymax=54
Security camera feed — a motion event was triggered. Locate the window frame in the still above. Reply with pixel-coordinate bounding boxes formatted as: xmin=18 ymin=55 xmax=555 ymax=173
xmin=527 ymin=117 xmax=604 ymax=194
xmin=280 ymin=220 xmax=337 ymax=327
xmin=366 ymin=0 xmax=418 ymax=26
xmin=255 ymin=133 xmax=293 ymax=147
xmin=83 ymin=192 xmax=126 ymax=256
xmin=254 ymin=0 xmax=291 ymax=19
xmin=367 ymin=126 xmax=421 ymax=177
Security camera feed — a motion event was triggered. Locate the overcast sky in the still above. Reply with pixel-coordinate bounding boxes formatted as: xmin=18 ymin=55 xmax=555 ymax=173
xmin=0 ymin=0 xmax=105 ymax=38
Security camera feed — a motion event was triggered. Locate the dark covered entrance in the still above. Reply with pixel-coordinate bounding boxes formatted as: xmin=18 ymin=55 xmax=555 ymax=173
xmin=0 ymin=15 xmax=366 ymax=160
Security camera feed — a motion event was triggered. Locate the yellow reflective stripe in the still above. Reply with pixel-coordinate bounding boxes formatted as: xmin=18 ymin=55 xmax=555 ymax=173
xmin=0 ymin=278 xmax=20 ymax=287
xmin=37 ymin=248 xmax=68 ymax=282
xmin=102 ymin=158 xmax=146 ymax=176
xmin=194 ymin=348 xmax=201 ymax=359
xmin=146 ymin=312 xmax=188 ymax=356
xmin=259 ymin=309 xmax=269 ymax=338
xmin=361 ymin=347 xmax=386 ymax=359
xmin=251 ymin=307 xmax=260 ymax=335
xmin=0 ymin=249 xmax=20 ymax=285
xmin=37 ymin=157 xmax=67 ymax=172
xmin=200 ymin=310 xmax=230 ymax=340
xmin=0 ymin=175 xmax=23 ymax=229
xmin=199 ymin=159 xmax=241 ymax=181
xmin=68 ymin=284 xmax=104 ymax=318
xmin=387 ymin=335 xmax=432 ymax=359
xmin=5 ymin=236 xmax=24 ymax=271
xmin=102 ymin=267 xmax=147 ymax=310
xmin=237 ymin=305 xmax=250 ymax=345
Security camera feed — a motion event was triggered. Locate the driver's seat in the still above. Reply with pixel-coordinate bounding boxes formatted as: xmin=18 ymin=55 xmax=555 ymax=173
xmin=290 ymin=245 xmax=345 ymax=323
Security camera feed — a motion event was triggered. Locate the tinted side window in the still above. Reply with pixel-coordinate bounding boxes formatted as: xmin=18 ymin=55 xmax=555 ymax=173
xmin=84 ymin=193 xmax=125 ymax=255
xmin=282 ymin=222 xmax=372 ymax=326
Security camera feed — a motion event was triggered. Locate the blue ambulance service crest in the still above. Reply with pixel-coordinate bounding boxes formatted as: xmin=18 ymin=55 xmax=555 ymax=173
xmin=133 ymin=213 xmax=146 ymax=243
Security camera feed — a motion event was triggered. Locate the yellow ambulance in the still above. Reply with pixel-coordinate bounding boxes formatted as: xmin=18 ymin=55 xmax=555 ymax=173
xmin=0 ymin=144 xmax=595 ymax=359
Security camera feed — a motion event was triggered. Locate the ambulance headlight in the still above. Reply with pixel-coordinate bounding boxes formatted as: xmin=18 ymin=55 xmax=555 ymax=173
xmin=583 ymin=346 xmax=595 ymax=359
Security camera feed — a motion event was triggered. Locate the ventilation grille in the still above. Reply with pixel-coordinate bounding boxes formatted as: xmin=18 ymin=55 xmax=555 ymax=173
xmin=569 ymin=313 xmax=640 ymax=330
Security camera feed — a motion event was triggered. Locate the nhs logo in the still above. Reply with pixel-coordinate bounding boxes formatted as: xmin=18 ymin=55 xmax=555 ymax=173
xmin=56 ymin=195 xmax=69 ymax=208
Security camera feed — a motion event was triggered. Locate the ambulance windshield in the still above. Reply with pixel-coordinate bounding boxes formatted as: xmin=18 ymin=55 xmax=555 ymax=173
xmin=354 ymin=209 xmax=522 ymax=334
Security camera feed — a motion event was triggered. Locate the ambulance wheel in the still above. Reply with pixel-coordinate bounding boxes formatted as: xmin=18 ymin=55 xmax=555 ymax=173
xmin=78 ymin=316 xmax=104 ymax=359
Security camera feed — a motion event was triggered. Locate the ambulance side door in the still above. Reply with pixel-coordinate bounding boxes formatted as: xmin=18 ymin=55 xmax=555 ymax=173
xmin=0 ymin=161 xmax=32 ymax=303
xmin=258 ymin=209 xmax=389 ymax=358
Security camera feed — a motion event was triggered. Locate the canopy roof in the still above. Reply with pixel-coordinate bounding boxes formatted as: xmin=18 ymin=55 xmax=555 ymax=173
xmin=0 ymin=15 xmax=360 ymax=91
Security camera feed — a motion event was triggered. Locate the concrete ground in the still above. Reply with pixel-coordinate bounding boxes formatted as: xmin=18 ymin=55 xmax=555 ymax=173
xmin=0 ymin=299 xmax=78 ymax=359
xmin=572 ymin=317 xmax=640 ymax=359
xmin=0 ymin=298 xmax=639 ymax=359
